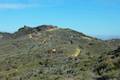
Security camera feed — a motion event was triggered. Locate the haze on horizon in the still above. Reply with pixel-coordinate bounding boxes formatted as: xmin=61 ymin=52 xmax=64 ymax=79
xmin=0 ymin=0 xmax=120 ymax=39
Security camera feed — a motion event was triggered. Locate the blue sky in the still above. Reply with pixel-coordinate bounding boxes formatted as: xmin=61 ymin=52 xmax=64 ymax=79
xmin=0 ymin=0 xmax=120 ymax=39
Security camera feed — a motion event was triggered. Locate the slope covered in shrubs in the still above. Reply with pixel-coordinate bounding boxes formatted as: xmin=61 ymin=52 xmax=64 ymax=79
xmin=0 ymin=25 xmax=119 ymax=80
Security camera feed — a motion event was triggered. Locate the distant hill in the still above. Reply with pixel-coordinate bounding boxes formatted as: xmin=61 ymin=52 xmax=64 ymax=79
xmin=106 ymin=39 xmax=120 ymax=50
xmin=0 ymin=25 xmax=120 ymax=80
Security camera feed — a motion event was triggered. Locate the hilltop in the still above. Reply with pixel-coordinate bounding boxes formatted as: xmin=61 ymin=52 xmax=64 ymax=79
xmin=0 ymin=25 xmax=120 ymax=80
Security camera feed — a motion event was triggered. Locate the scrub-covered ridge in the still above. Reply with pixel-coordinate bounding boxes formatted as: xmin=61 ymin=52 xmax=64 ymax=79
xmin=0 ymin=25 xmax=120 ymax=80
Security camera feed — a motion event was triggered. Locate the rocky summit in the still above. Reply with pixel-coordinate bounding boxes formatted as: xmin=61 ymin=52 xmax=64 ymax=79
xmin=0 ymin=25 xmax=120 ymax=80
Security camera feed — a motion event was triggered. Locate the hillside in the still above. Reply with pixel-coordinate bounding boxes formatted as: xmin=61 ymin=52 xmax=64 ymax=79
xmin=94 ymin=47 xmax=120 ymax=80
xmin=0 ymin=25 xmax=119 ymax=80
xmin=105 ymin=39 xmax=120 ymax=50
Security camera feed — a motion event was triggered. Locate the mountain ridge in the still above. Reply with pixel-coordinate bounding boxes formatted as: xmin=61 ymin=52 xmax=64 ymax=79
xmin=0 ymin=25 xmax=120 ymax=80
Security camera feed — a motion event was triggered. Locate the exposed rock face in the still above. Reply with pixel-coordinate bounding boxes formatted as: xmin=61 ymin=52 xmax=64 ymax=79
xmin=12 ymin=25 xmax=57 ymax=38
xmin=35 ymin=25 xmax=57 ymax=31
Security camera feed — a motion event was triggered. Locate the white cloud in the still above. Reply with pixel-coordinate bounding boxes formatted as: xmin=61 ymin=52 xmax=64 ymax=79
xmin=0 ymin=0 xmax=65 ymax=9
xmin=0 ymin=3 xmax=36 ymax=9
